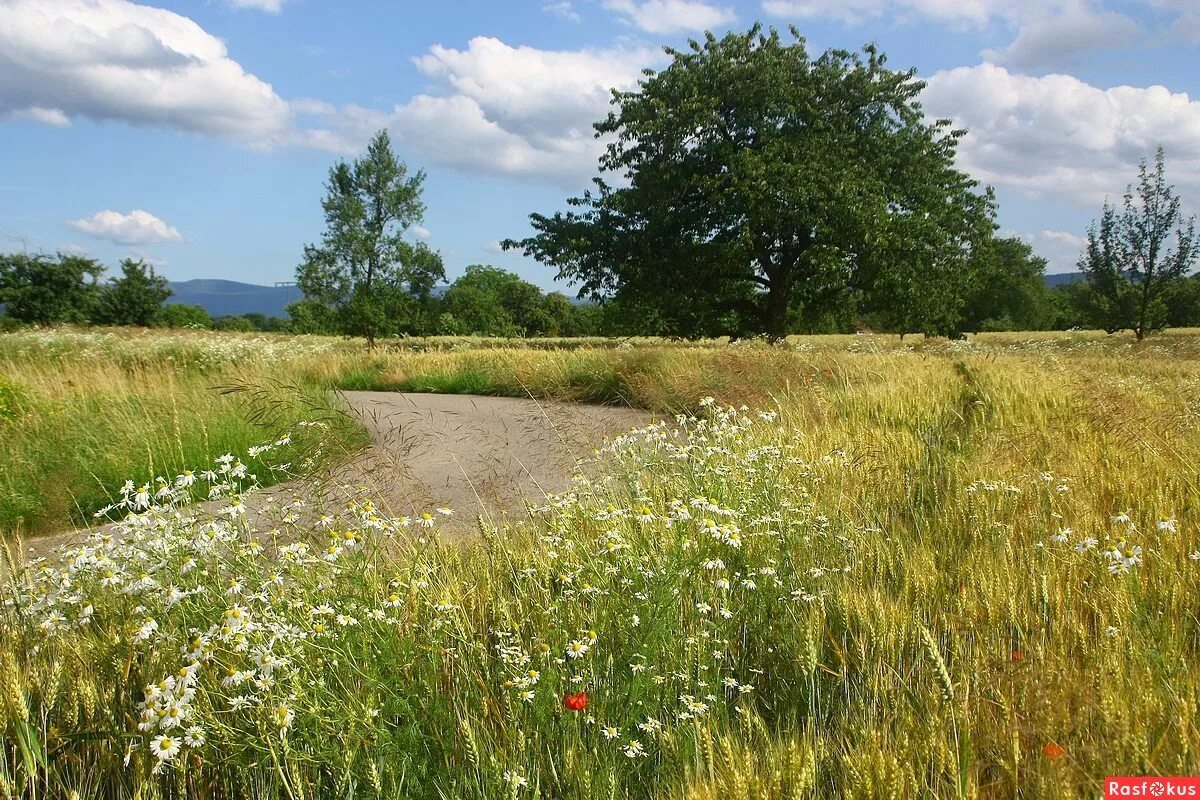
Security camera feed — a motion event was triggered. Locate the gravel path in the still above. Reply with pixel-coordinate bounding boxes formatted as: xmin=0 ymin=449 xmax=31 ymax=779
xmin=16 ymin=392 xmax=653 ymax=560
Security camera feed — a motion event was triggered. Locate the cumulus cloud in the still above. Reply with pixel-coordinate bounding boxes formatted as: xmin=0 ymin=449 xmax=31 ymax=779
xmin=1027 ymin=230 xmax=1088 ymax=272
xmin=6 ymin=106 xmax=70 ymax=126
xmin=760 ymin=0 xmax=1015 ymax=26
xmin=69 ymin=209 xmax=183 ymax=245
xmin=413 ymin=225 xmax=432 ymax=240
xmin=981 ymin=5 xmax=1139 ymax=71
xmin=922 ymin=63 xmax=1200 ymax=207
xmin=303 ymin=37 xmax=666 ymax=186
xmin=0 ymin=0 xmax=292 ymax=144
xmin=226 ymin=0 xmax=286 ymax=11
xmin=602 ymin=0 xmax=736 ymax=33
xmin=543 ymin=1 xmax=582 ymax=22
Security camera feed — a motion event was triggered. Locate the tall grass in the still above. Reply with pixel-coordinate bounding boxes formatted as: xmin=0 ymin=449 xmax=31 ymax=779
xmin=1 ymin=328 xmax=1199 ymax=797
xmin=0 ymin=329 xmax=367 ymax=537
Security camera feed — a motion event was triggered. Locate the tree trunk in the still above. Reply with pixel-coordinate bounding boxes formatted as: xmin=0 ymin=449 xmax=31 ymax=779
xmin=763 ymin=273 xmax=791 ymax=340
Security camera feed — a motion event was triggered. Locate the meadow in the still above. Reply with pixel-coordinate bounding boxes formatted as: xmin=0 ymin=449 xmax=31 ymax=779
xmin=2 ymin=327 xmax=1199 ymax=798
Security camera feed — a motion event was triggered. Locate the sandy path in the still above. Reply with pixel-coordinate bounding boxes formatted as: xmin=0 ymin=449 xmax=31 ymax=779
xmin=332 ymin=392 xmax=653 ymax=525
xmin=16 ymin=392 xmax=652 ymax=559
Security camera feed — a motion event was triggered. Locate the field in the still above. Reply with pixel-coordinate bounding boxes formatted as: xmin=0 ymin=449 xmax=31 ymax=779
xmin=2 ymin=327 xmax=1200 ymax=798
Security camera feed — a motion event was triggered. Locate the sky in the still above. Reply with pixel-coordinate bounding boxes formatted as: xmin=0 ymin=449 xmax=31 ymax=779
xmin=1 ymin=0 xmax=1199 ymax=292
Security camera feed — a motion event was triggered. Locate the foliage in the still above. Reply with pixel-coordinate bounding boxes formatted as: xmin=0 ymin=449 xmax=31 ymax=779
xmin=1080 ymin=147 xmax=1199 ymax=340
xmin=159 ymin=303 xmax=213 ymax=329
xmin=0 ymin=252 xmax=103 ymax=325
xmin=93 ymin=259 xmax=173 ymax=326
xmin=441 ymin=265 xmax=552 ymax=336
xmin=297 ymin=130 xmax=445 ymax=346
xmin=962 ymin=236 xmax=1052 ymax=331
xmin=505 ymin=26 xmax=996 ymax=338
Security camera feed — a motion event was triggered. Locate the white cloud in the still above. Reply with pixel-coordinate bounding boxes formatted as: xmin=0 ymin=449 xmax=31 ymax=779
xmin=603 ymin=0 xmax=736 ymax=33
xmin=1028 ymin=230 xmax=1087 ymax=272
xmin=922 ymin=63 xmax=1200 ymax=207
xmin=761 ymin=0 xmax=1013 ymax=26
xmin=304 ymin=37 xmax=666 ymax=186
xmin=543 ymin=1 xmax=582 ymax=22
xmin=225 ymin=0 xmax=286 ymax=11
xmin=0 ymin=0 xmax=292 ymax=144
xmin=69 ymin=209 xmax=183 ymax=245
xmin=485 ymin=241 xmax=507 ymax=254
xmin=6 ymin=106 xmax=70 ymax=126
xmin=1147 ymin=0 xmax=1200 ymax=42
xmin=981 ymin=6 xmax=1139 ymax=71
xmin=413 ymin=225 xmax=432 ymax=240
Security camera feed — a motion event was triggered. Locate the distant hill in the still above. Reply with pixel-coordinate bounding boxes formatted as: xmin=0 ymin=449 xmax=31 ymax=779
xmin=167 ymin=280 xmax=300 ymax=318
xmin=1044 ymin=272 xmax=1085 ymax=288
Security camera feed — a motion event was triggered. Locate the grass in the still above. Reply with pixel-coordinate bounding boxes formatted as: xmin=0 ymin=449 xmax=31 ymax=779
xmin=1 ymin=327 xmax=1199 ymax=798
xmin=0 ymin=329 xmax=368 ymax=537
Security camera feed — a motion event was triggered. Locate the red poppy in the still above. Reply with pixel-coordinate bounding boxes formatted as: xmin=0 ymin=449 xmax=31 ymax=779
xmin=1043 ymin=743 xmax=1065 ymax=760
xmin=1011 ymin=650 xmax=1024 ymax=662
xmin=563 ymin=691 xmax=588 ymax=712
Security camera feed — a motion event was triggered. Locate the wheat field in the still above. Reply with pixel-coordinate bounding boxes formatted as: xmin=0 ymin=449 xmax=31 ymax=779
xmin=1 ymin=328 xmax=1198 ymax=798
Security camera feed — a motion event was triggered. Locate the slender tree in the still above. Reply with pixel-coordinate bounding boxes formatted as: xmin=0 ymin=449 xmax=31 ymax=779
xmin=1080 ymin=147 xmax=1198 ymax=340
xmin=297 ymin=130 xmax=444 ymax=346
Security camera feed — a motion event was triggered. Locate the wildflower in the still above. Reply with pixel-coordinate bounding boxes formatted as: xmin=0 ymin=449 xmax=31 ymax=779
xmin=150 ymin=734 xmax=181 ymax=762
xmin=419 ymin=513 xmax=435 ymax=528
xmin=1157 ymin=519 xmax=1177 ymax=533
xmin=133 ymin=618 xmax=159 ymax=643
xmin=1043 ymin=743 xmax=1065 ymax=760
xmin=183 ymin=726 xmax=205 ymax=747
xmin=602 ymin=725 xmax=620 ymax=740
xmin=622 ymin=740 xmax=647 ymax=758
xmin=563 ymin=692 xmax=588 ymax=711
xmin=436 ymin=507 xmax=454 ymax=516
xmin=566 ymin=640 xmax=590 ymax=659
xmin=1011 ymin=650 xmax=1024 ymax=662
xmin=503 ymin=771 xmax=528 ymax=789
xmin=273 ymin=704 xmax=295 ymax=736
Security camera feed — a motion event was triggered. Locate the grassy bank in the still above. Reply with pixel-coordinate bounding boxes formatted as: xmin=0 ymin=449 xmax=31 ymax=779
xmin=2 ymin=328 xmax=1199 ymax=797
xmin=0 ymin=330 xmax=367 ymax=538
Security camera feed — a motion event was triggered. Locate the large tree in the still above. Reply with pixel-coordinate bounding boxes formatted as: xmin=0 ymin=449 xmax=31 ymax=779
xmin=94 ymin=258 xmax=173 ymax=326
xmin=504 ymin=26 xmax=995 ymax=338
xmin=1079 ymin=147 xmax=1198 ymax=340
xmin=0 ymin=252 xmax=103 ymax=325
xmin=297 ymin=130 xmax=445 ymax=346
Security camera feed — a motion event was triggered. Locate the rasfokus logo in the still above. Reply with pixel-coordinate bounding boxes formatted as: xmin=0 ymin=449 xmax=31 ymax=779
xmin=1106 ymin=778 xmax=1200 ymax=797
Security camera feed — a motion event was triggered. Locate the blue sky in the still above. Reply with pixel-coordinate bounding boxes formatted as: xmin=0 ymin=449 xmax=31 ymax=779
xmin=2 ymin=0 xmax=1198 ymax=291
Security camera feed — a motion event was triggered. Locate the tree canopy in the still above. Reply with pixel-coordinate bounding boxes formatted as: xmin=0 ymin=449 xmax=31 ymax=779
xmin=505 ymin=25 xmax=996 ymax=338
xmin=297 ymin=130 xmax=445 ymax=346
xmin=0 ymin=252 xmax=103 ymax=325
xmin=94 ymin=259 xmax=173 ymax=326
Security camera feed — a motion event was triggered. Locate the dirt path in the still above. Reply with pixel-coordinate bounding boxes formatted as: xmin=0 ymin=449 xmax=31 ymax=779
xmin=332 ymin=392 xmax=653 ymax=525
xmin=16 ymin=392 xmax=653 ymax=559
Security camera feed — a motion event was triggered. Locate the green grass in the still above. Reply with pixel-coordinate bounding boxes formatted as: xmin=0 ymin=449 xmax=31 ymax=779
xmin=0 ymin=329 xmax=367 ymax=538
